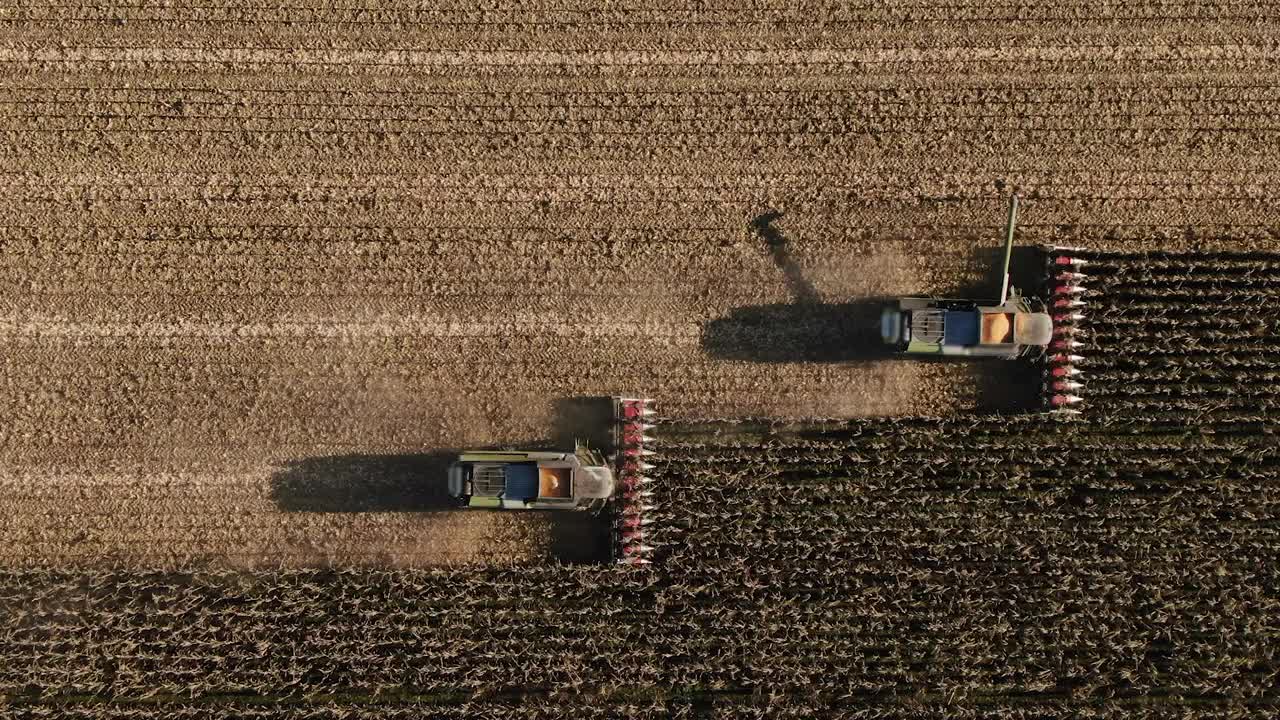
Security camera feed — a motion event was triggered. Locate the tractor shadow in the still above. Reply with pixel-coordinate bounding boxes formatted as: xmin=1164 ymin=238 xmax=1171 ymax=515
xmin=970 ymin=358 xmax=1046 ymax=413
xmin=547 ymin=512 xmax=614 ymax=565
xmin=704 ymin=211 xmax=1048 ymax=412
xmin=703 ymin=299 xmax=895 ymax=363
xmin=955 ymin=245 xmax=1048 ymax=301
xmin=550 ymin=396 xmax=617 ymax=451
xmin=269 ymin=451 xmax=460 ymax=513
xmin=703 ymin=211 xmax=894 ymax=363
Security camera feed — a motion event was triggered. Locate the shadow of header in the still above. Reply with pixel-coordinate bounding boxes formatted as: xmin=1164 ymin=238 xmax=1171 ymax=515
xmin=702 ymin=299 xmax=896 ymax=363
xmin=270 ymin=451 xmax=459 ymax=512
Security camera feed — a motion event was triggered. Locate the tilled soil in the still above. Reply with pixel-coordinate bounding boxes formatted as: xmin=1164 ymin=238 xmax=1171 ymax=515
xmin=2 ymin=1 xmax=1279 ymax=567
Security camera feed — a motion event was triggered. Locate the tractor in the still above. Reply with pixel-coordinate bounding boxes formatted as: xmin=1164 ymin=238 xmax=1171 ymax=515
xmin=445 ymin=396 xmax=658 ymax=563
xmin=447 ymin=445 xmax=615 ymax=511
xmin=879 ymin=194 xmax=1055 ymax=358
xmin=878 ymin=194 xmax=1091 ymax=413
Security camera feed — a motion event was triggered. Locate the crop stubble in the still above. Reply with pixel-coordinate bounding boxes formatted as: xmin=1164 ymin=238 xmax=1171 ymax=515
xmin=3 ymin=2 xmax=1280 ymax=567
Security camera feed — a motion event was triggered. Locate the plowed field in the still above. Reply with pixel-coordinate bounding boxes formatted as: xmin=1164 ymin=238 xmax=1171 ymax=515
xmin=3 ymin=249 xmax=1279 ymax=716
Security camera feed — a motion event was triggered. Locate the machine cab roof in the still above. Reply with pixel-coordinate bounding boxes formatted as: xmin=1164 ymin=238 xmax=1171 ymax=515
xmin=448 ymin=450 xmax=615 ymax=510
xmin=938 ymin=307 xmax=1051 ymax=347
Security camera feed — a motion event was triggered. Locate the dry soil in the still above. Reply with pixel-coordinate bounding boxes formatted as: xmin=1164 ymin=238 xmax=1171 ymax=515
xmin=2 ymin=0 xmax=1278 ymax=566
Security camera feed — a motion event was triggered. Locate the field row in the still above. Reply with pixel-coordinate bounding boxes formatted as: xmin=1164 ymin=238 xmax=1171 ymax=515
xmin=13 ymin=112 xmax=1280 ymax=131
xmin=11 ymin=182 xmax=1280 ymax=204
xmin=8 ymin=1 xmax=1276 ymax=24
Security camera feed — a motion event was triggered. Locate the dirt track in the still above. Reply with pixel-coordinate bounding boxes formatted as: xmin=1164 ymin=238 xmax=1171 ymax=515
xmin=2 ymin=0 xmax=1279 ymax=567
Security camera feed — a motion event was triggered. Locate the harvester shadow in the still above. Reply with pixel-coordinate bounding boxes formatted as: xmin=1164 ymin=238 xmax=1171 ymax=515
xmin=702 ymin=300 xmax=895 ymax=363
xmin=969 ymin=359 xmax=1046 ymax=413
xmin=269 ymin=451 xmax=460 ymax=512
xmin=550 ymin=396 xmax=617 ymax=451
xmin=955 ymin=245 xmax=1048 ymax=301
xmin=547 ymin=513 xmax=613 ymax=565
xmin=269 ymin=444 xmax=614 ymax=565
xmin=705 ymin=211 xmax=895 ymax=363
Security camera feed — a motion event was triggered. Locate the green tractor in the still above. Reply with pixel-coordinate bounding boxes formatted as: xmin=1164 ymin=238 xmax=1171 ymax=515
xmin=446 ymin=445 xmax=616 ymax=512
xmin=445 ymin=397 xmax=658 ymax=564
xmin=880 ymin=194 xmax=1091 ymax=413
xmin=879 ymin=194 xmax=1055 ymax=359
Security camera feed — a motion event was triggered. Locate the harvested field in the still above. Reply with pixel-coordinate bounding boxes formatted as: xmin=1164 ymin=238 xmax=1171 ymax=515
xmin=4 ymin=10 xmax=1280 ymax=563
xmin=2 ymin=0 xmax=1280 ymax=716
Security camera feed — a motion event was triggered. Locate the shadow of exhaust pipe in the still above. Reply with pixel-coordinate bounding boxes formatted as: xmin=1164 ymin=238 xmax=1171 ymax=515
xmin=703 ymin=212 xmax=900 ymax=363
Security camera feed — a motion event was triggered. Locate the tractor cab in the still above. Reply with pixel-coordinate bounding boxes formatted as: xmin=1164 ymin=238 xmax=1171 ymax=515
xmin=447 ymin=448 xmax=615 ymax=510
xmin=880 ymin=194 xmax=1054 ymax=359
xmin=440 ymin=397 xmax=659 ymax=564
xmin=882 ymin=296 xmax=1053 ymax=357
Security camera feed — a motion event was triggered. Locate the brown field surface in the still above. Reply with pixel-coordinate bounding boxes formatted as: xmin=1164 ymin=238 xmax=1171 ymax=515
xmin=2 ymin=1 xmax=1280 ymax=717
xmin=1 ymin=4 xmax=1279 ymax=567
